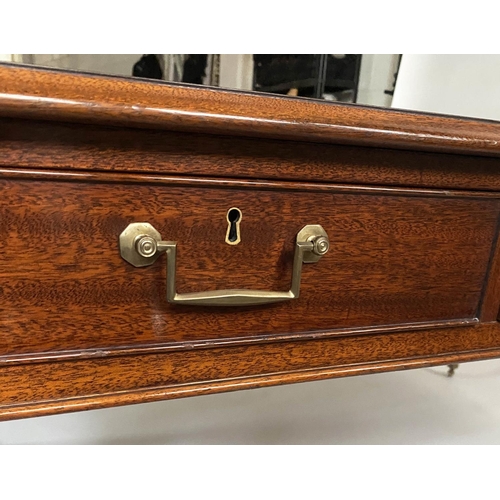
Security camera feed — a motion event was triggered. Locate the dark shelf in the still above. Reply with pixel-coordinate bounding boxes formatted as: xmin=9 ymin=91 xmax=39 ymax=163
xmin=253 ymin=54 xmax=361 ymax=102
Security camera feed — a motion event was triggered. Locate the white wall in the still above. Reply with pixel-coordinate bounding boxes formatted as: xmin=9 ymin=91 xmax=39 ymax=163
xmin=219 ymin=54 xmax=254 ymax=90
xmin=392 ymin=54 xmax=500 ymax=120
xmin=357 ymin=54 xmax=399 ymax=107
xmin=26 ymin=54 xmax=143 ymax=77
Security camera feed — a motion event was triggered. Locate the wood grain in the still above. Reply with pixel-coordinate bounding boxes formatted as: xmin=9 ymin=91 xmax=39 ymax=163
xmin=2 ymin=322 xmax=500 ymax=421
xmin=3 ymin=63 xmax=500 ymax=157
xmin=2 ymin=64 xmax=500 ymax=422
xmin=0 ymin=170 xmax=497 ymax=359
xmin=478 ymin=217 xmax=500 ymax=321
xmin=3 ymin=118 xmax=500 ymax=192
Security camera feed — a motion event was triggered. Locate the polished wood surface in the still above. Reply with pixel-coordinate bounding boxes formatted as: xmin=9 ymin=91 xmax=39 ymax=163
xmin=3 ymin=63 xmax=500 ymax=157
xmin=1 ymin=63 xmax=500 ymax=420
xmin=2 ymin=323 xmax=500 ymax=420
xmin=3 ymin=118 xmax=500 ymax=192
xmin=0 ymin=172 xmax=497 ymax=360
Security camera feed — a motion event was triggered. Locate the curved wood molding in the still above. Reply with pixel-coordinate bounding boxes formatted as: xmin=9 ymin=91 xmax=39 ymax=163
xmin=2 ymin=323 xmax=500 ymax=421
xmin=2 ymin=63 xmax=500 ymax=157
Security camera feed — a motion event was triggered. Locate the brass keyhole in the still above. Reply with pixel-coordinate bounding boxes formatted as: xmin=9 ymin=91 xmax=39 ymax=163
xmin=226 ymin=208 xmax=242 ymax=245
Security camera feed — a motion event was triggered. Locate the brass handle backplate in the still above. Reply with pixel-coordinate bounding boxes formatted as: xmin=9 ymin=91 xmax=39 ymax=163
xmin=119 ymin=223 xmax=329 ymax=306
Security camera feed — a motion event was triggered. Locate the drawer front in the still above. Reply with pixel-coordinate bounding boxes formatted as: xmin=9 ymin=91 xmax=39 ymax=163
xmin=0 ymin=173 xmax=498 ymax=358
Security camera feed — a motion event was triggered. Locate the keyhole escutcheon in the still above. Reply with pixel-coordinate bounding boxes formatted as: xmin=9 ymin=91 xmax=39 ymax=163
xmin=225 ymin=207 xmax=242 ymax=245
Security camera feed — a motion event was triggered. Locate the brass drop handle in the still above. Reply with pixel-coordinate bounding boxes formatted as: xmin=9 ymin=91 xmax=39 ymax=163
xmin=119 ymin=223 xmax=329 ymax=306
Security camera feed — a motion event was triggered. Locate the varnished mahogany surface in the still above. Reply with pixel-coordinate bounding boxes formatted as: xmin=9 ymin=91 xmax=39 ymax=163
xmin=3 ymin=63 xmax=500 ymax=157
xmin=1 ymin=64 xmax=500 ymax=420
xmin=2 ymin=323 xmax=500 ymax=420
xmin=3 ymin=118 xmax=500 ymax=192
xmin=0 ymin=172 xmax=498 ymax=360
